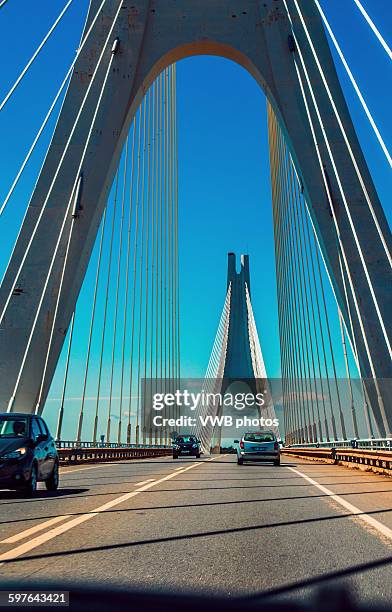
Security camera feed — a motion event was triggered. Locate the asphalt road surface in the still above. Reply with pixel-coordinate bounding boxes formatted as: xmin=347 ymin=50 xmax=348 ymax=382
xmin=1 ymin=454 xmax=392 ymax=604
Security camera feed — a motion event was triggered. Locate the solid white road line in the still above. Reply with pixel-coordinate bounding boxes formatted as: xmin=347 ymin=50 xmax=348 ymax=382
xmin=1 ymin=516 xmax=72 ymax=545
xmin=0 ymin=479 xmax=156 ymax=546
xmin=134 ymin=479 xmax=155 ymax=486
xmin=287 ymin=466 xmax=392 ymax=541
xmin=60 ymin=466 xmax=105 ymax=474
xmin=0 ymin=460 xmax=211 ymax=565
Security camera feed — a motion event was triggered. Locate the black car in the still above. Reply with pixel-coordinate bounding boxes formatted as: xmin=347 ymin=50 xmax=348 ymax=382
xmin=172 ymin=435 xmax=201 ymax=459
xmin=0 ymin=413 xmax=59 ymax=496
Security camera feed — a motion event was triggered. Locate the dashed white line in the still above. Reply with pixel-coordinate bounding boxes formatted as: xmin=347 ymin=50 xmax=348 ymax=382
xmin=0 ymin=460 xmax=217 ymax=565
xmin=134 ymin=479 xmax=155 ymax=487
xmin=1 ymin=515 xmax=72 ymax=545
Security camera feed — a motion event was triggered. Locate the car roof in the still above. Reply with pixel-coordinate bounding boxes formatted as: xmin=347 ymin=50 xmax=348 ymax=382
xmin=243 ymin=431 xmax=275 ymax=436
xmin=0 ymin=412 xmax=36 ymax=418
xmin=176 ymin=433 xmax=196 ymax=437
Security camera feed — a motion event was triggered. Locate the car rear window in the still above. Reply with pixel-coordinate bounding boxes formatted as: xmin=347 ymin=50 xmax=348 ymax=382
xmin=0 ymin=416 xmax=29 ymax=438
xmin=244 ymin=433 xmax=275 ymax=443
xmin=176 ymin=436 xmax=196 ymax=443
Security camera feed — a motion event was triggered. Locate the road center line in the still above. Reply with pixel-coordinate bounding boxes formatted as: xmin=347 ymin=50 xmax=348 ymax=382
xmin=0 ymin=460 xmax=213 ymax=565
xmin=134 ymin=479 xmax=155 ymax=486
xmin=1 ymin=515 xmax=72 ymax=545
xmin=287 ymin=465 xmax=392 ymax=541
xmin=0 ymin=479 xmax=156 ymax=545
xmin=61 ymin=466 xmax=105 ymax=474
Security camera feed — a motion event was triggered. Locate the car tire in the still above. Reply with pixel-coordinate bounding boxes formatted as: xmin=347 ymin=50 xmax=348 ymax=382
xmin=237 ymin=458 xmax=243 ymax=465
xmin=45 ymin=461 xmax=59 ymax=491
xmin=196 ymin=454 xmax=201 ymax=459
xmin=173 ymin=455 xmax=178 ymax=459
xmin=274 ymin=459 xmax=281 ymax=466
xmin=23 ymin=463 xmax=38 ymax=497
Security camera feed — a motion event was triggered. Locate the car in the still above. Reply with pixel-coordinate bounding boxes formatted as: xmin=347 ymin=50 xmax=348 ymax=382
xmin=172 ymin=435 xmax=201 ymax=459
xmin=234 ymin=431 xmax=280 ymax=465
xmin=0 ymin=412 xmax=59 ymax=496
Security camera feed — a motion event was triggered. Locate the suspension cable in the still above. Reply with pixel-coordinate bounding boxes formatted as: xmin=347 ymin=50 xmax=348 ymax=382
xmin=77 ymin=206 xmax=108 ymax=441
xmin=285 ymin=0 xmax=392 ymax=362
xmin=288 ymin=36 xmax=390 ymax=433
xmin=7 ymin=38 xmax=120 ymax=413
xmin=106 ymin=136 xmax=129 ymax=443
xmin=314 ymin=0 xmax=392 ymax=168
xmin=91 ymin=171 xmax=120 ymax=443
xmin=56 ymin=310 xmax=75 ymax=441
xmin=352 ymin=0 xmax=392 ymax=61
xmin=127 ymin=102 xmax=143 ymax=444
xmin=118 ymin=121 xmax=137 ymax=444
xmin=0 ymin=4 xmax=123 ymax=327
xmin=0 ymin=0 xmax=75 ymax=112
xmin=0 ymin=0 xmax=110 ymax=218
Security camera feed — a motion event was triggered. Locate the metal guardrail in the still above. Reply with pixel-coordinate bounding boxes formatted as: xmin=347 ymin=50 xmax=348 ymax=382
xmin=283 ymin=447 xmax=335 ymax=462
xmin=283 ymin=445 xmax=392 ymax=474
xmin=56 ymin=440 xmax=170 ymax=449
xmin=57 ymin=445 xmax=172 ymax=465
xmin=287 ymin=438 xmax=392 ymax=451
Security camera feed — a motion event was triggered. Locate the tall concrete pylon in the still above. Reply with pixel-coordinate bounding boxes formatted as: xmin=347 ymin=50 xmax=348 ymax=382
xmin=0 ymin=1 xmax=390 ymax=434
xmin=208 ymin=253 xmax=278 ymax=453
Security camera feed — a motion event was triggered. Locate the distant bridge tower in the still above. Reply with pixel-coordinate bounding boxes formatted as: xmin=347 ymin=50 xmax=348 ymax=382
xmin=196 ymin=253 xmax=277 ymax=453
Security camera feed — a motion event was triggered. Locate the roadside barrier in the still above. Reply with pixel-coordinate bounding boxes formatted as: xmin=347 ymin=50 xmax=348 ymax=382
xmin=57 ymin=445 xmax=172 ymax=465
xmin=283 ymin=447 xmax=392 ymax=476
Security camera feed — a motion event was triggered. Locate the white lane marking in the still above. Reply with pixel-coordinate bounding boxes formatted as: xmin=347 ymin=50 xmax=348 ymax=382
xmin=134 ymin=479 xmax=155 ymax=486
xmin=1 ymin=516 xmax=71 ymax=545
xmin=61 ymin=466 xmax=104 ymax=474
xmin=287 ymin=466 xmax=392 ymax=541
xmin=1 ymin=479 xmax=154 ymax=546
xmin=0 ymin=460 xmax=215 ymax=564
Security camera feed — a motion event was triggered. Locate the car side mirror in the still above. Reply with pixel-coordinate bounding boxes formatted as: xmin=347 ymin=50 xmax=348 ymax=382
xmin=234 ymin=439 xmax=239 ymax=444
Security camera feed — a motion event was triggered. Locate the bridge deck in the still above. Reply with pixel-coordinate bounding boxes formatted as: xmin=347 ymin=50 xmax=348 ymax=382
xmin=1 ymin=455 xmax=392 ymax=601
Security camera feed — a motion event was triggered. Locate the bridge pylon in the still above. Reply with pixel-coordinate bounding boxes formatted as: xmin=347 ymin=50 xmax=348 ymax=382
xmin=0 ymin=1 xmax=390 ymax=437
xmin=197 ymin=253 xmax=278 ymax=454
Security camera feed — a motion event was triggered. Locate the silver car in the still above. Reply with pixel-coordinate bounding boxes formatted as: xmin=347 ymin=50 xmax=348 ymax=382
xmin=234 ymin=431 xmax=280 ymax=466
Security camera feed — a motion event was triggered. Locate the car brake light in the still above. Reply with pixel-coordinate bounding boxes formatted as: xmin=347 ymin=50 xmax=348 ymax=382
xmin=239 ymin=440 xmax=244 ymax=449
xmin=274 ymin=442 xmax=279 ymax=450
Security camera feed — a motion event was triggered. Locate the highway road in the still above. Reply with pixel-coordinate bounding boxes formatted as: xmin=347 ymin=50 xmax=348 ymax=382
xmin=1 ymin=454 xmax=392 ymax=603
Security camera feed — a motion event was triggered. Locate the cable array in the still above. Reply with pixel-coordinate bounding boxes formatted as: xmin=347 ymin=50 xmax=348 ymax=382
xmin=55 ymin=66 xmax=179 ymax=445
xmin=267 ymin=102 xmax=373 ymax=445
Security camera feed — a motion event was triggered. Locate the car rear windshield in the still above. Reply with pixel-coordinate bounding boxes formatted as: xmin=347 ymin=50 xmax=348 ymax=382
xmin=244 ymin=433 xmax=275 ymax=443
xmin=176 ymin=436 xmax=196 ymax=443
xmin=0 ymin=416 xmax=29 ymax=438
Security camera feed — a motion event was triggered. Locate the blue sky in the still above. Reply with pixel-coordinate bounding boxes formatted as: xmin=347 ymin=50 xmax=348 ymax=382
xmin=0 ymin=1 xmax=390 ymax=439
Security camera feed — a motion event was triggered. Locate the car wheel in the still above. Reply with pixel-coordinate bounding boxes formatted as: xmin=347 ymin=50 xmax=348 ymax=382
xmin=274 ymin=459 xmax=281 ymax=466
xmin=237 ymin=458 xmax=243 ymax=465
xmin=45 ymin=461 xmax=59 ymax=491
xmin=23 ymin=463 xmax=38 ymax=497
xmin=196 ymin=454 xmax=200 ymax=459
xmin=173 ymin=455 xmax=178 ymax=459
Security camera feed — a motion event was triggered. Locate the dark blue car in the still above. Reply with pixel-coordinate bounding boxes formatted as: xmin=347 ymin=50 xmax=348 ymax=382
xmin=172 ymin=435 xmax=201 ymax=459
xmin=0 ymin=413 xmax=59 ymax=496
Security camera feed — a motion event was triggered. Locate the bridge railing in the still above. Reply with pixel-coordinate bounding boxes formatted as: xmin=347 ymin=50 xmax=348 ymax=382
xmin=284 ymin=440 xmax=392 ymax=476
xmin=56 ymin=443 xmax=172 ymax=466
xmin=56 ymin=441 xmax=170 ymax=449
xmin=287 ymin=438 xmax=392 ymax=451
